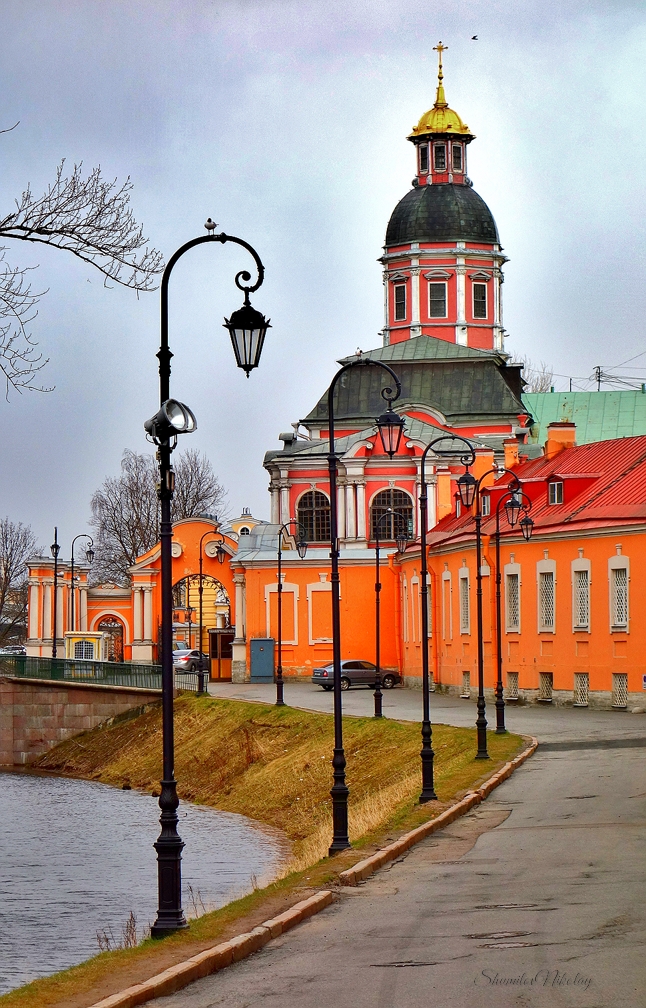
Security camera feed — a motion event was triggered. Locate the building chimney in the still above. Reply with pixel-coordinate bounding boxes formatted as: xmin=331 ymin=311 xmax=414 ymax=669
xmin=545 ymin=421 xmax=576 ymax=459
xmin=503 ymin=438 xmax=519 ymax=470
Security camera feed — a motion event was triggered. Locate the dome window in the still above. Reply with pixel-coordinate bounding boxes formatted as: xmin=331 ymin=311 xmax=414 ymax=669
xmin=452 ymin=144 xmax=463 ymax=171
xmin=429 ymin=282 xmax=447 ymax=318
xmin=419 ymin=144 xmax=429 ymax=173
xmin=473 ymin=283 xmax=487 ymax=319
xmin=239 ymin=527 xmax=250 ymax=535
xmin=394 ymin=284 xmax=407 ymax=321
xmin=433 ymin=144 xmax=447 ymax=171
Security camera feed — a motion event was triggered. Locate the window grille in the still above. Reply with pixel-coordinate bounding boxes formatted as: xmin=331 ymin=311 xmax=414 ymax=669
xmin=473 ymin=283 xmax=487 ymax=319
xmin=506 ymin=671 xmax=519 ymax=700
xmin=612 ymin=672 xmax=628 ymax=708
xmin=74 ymin=639 xmax=94 ymax=660
xmin=574 ymin=569 xmax=590 ymax=629
xmin=611 ymin=567 xmax=628 ymax=627
xmin=548 ymin=482 xmax=563 ymax=505
xmin=539 ymin=672 xmax=553 ymax=701
xmin=429 ymin=282 xmax=447 ymax=318
xmin=419 ymin=144 xmax=429 ymax=173
xmin=370 ymin=489 xmax=413 ymax=541
xmin=506 ymin=573 xmax=520 ymax=631
xmin=460 ymin=670 xmax=470 ymax=698
xmin=394 ymin=284 xmax=406 ymax=321
xmin=452 ymin=144 xmax=462 ymax=170
xmin=539 ymin=571 xmax=555 ymax=630
xmin=297 ymin=490 xmax=331 ymax=543
xmin=433 ymin=144 xmax=446 ymax=170
xmin=459 ymin=576 xmax=470 ymax=633
xmin=574 ymin=672 xmax=589 ymax=706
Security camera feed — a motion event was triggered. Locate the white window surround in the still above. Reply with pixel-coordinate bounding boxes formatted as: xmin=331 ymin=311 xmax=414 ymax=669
xmin=548 ymin=481 xmax=564 ymax=505
xmin=458 ymin=568 xmax=470 ymax=634
xmin=608 ymin=555 xmax=630 ymax=632
xmin=428 ymin=281 xmax=448 ymax=319
xmin=442 ymin=570 xmax=453 ymax=641
xmin=306 ymin=574 xmax=339 ymax=645
xmin=411 ymin=576 xmax=420 ymax=643
xmin=265 ymin=580 xmax=299 ymax=645
xmin=504 ymin=562 xmax=521 ymax=633
xmin=536 ymin=558 xmax=557 ymax=633
xmin=472 ymin=282 xmax=487 ymax=320
xmin=571 ymin=558 xmax=591 ymax=632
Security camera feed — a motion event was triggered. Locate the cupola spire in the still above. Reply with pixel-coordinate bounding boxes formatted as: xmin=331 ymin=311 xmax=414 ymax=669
xmin=433 ymin=41 xmax=448 ymax=108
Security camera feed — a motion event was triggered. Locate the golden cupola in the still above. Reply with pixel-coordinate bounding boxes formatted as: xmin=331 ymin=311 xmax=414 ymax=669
xmin=409 ymin=42 xmax=475 ymax=142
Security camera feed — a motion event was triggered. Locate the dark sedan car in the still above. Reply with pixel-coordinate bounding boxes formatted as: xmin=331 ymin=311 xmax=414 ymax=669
xmin=311 ymin=660 xmax=401 ymax=691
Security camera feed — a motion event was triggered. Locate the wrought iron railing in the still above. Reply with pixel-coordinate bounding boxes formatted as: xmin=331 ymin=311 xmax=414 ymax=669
xmin=0 ymin=655 xmax=201 ymax=693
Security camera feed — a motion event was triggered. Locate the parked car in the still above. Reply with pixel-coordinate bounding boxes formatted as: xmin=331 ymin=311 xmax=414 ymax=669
xmin=172 ymin=649 xmax=209 ymax=671
xmin=0 ymin=645 xmax=26 ymax=656
xmin=311 ymin=660 xmax=401 ymax=691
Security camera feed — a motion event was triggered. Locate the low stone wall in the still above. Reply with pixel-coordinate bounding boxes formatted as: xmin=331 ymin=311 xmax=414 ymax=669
xmin=0 ymin=676 xmax=160 ymax=766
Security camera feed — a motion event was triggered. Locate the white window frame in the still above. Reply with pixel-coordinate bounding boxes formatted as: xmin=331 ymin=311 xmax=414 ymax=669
xmin=441 ymin=570 xmax=452 ymax=641
xmin=458 ymin=568 xmax=470 ymax=634
xmin=472 ymin=282 xmax=487 ymax=320
xmin=608 ymin=555 xmax=629 ymax=631
xmin=548 ymin=481 xmax=564 ymax=505
xmin=433 ymin=142 xmax=447 ymax=171
xmin=504 ymin=563 xmax=521 ymax=633
xmin=481 ymin=495 xmax=490 ymax=516
xmin=419 ymin=143 xmax=429 ymax=174
xmin=451 ymin=142 xmax=463 ymax=172
xmin=571 ymin=558 xmax=591 ymax=632
xmin=394 ymin=283 xmax=407 ymax=321
xmin=537 ymin=558 xmax=557 ymax=633
xmin=428 ymin=281 xmax=448 ymax=319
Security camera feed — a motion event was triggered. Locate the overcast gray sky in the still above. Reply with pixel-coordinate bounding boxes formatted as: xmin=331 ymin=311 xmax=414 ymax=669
xmin=1 ymin=0 xmax=645 ymax=551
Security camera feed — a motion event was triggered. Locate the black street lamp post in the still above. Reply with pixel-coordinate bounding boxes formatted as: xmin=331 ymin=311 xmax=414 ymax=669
xmin=418 ymin=436 xmax=476 ymax=801
xmin=327 ymin=355 xmax=405 ymax=855
xmin=373 ymin=509 xmax=409 ymax=719
xmin=50 ymin=529 xmax=60 ymax=659
xmin=275 ymin=520 xmax=308 ymax=706
xmin=70 ymin=535 xmax=94 ymax=634
xmin=144 ymin=222 xmax=270 ymax=938
xmin=198 ymin=529 xmax=226 ymax=694
xmin=493 ymin=485 xmax=533 ymax=733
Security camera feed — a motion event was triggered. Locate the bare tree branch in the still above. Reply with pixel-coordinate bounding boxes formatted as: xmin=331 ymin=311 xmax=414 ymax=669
xmin=515 ymin=354 xmax=554 ymax=394
xmin=0 ymin=517 xmax=38 ymax=647
xmin=89 ymin=449 xmax=228 ymax=586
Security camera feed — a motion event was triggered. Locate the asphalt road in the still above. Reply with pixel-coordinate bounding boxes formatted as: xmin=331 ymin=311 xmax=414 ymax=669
xmin=151 ymin=684 xmax=646 ymax=1007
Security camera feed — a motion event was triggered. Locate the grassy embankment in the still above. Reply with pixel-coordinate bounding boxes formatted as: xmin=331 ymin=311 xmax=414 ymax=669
xmin=2 ymin=694 xmax=525 ymax=1008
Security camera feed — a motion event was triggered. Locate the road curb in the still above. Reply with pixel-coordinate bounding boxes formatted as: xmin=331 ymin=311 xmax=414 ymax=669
xmin=88 ymin=737 xmax=537 ymax=1008
xmin=338 ymin=735 xmax=538 ymax=886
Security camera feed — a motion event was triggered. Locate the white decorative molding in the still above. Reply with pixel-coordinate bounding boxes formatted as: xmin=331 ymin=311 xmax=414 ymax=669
xmin=265 ymin=581 xmax=299 ymax=644
xmin=171 ymin=542 xmax=183 ymax=557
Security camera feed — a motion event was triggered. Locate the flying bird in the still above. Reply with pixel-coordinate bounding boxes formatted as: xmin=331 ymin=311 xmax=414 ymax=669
xmin=472 ymin=35 xmax=478 ymax=40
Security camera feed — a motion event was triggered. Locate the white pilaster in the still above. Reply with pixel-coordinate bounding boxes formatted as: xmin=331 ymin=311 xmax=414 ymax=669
xmin=337 ymin=481 xmax=346 ymax=541
xmin=455 ymin=262 xmax=467 ymax=345
xmin=356 ymin=481 xmax=367 ymax=541
xmin=133 ymin=588 xmax=143 ymax=642
xmin=410 ymin=265 xmax=421 ymax=335
xmin=28 ymin=582 xmax=40 ymax=639
xmin=345 ymin=482 xmax=356 ymax=540
xmin=43 ymin=582 xmax=52 ymax=640
xmin=143 ymin=587 xmax=153 ymax=642
xmin=80 ymin=588 xmax=88 ymax=631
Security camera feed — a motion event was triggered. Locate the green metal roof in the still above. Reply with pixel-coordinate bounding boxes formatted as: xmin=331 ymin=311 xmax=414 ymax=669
xmin=339 ymin=336 xmax=503 ymax=365
xmin=523 ymin=391 xmax=646 ymax=445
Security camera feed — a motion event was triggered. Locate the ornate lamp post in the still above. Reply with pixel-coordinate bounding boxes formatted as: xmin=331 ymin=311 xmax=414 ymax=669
xmin=373 ymin=509 xmax=409 ymax=718
xmin=70 ymin=535 xmax=94 ymax=633
xmin=198 ymin=529 xmax=226 ymax=694
xmin=275 ymin=520 xmax=308 ymax=706
xmin=326 ymin=355 xmax=405 ymax=854
xmin=143 ymin=221 xmax=270 ymax=938
xmin=418 ymin=436 xmax=476 ymax=801
xmin=493 ymin=485 xmax=533 ymax=733
xmin=50 ymin=529 xmax=60 ymax=659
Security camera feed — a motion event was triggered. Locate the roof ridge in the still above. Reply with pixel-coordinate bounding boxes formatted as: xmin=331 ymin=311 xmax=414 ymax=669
xmin=564 ymin=443 xmax=646 ymax=522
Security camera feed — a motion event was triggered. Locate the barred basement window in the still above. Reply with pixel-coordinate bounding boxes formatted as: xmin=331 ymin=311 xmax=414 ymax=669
xmin=429 ymin=282 xmax=447 ymax=318
xmin=574 ymin=569 xmax=590 ymax=629
xmin=506 ymin=573 xmax=520 ymax=631
xmin=506 ymin=671 xmax=519 ymax=700
xmin=612 ymin=672 xmax=628 ymax=708
xmin=574 ymin=672 xmax=589 ymax=706
xmin=74 ymin=639 xmax=94 ymax=660
xmin=459 ymin=575 xmax=470 ymax=633
xmin=452 ymin=144 xmax=463 ymax=170
xmin=297 ymin=490 xmax=331 ymax=543
xmin=539 ymin=571 xmax=555 ymax=630
xmin=460 ymin=670 xmax=471 ymax=698
xmin=394 ymin=284 xmax=406 ymax=321
xmin=419 ymin=144 xmax=429 ymax=173
xmin=611 ymin=567 xmax=628 ymax=627
xmin=433 ymin=143 xmax=446 ymax=170
xmin=539 ymin=672 xmax=553 ymax=701
xmin=473 ymin=283 xmax=487 ymax=319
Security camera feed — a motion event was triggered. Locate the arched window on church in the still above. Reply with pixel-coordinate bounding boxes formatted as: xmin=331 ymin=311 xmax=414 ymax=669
xmin=297 ymin=490 xmax=331 ymax=543
xmin=370 ymin=489 xmax=414 ymax=541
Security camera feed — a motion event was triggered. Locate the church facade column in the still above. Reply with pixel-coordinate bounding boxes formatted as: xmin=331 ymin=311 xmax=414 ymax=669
xmin=345 ymin=481 xmax=357 ymax=540
xmin=337 ymin=479 xmax=346 ymax=541
xmin=80 ymin=587 xmax=88 ymax=632
xmin=28 ymin=580 xmax=40 ymax=642
xmin=42 ymin=582 xmax=52 ymax=642
xmin=232 ymin=572 xmax=248 ymax=683
xmin=142 ymin=587 xmax=153 ymax=642
xmin=356 ymin=481 xmax=367 ymax=542
xmin=455 ymin=261 xmax=467 ymax=345
xmin=133 ymin=587 xmax=143 ymax=641
xmin=410 ymin=265 xmax=422 ymax=338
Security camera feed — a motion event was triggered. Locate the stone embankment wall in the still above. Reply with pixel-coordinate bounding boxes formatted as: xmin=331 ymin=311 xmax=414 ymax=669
xmin=0 ymin=676 xmax=160 ymax=766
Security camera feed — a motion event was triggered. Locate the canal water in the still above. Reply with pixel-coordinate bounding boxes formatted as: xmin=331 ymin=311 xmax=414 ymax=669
xmin=1 ymin=772 xmax=289 ymax=995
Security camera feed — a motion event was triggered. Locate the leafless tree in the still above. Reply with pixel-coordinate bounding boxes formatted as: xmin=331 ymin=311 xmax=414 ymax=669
xmin=0 ymin=517 xmax=38 ymax=647
xmin=515 ymin=354 xmax=554 ymax=393
xmin=0 ymin=147 xmax=163 ymax=397
xmin=89 ymin=449 xmax=228 ymax=585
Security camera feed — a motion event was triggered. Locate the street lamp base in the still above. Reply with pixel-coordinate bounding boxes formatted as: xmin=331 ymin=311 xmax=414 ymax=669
xmin=275 ymin=699 xmax=286 ymax=707
xmin=475 ymin=753 xmax=491 ymax=760
xmin=419 ymin=788 xmax=438 ymax=804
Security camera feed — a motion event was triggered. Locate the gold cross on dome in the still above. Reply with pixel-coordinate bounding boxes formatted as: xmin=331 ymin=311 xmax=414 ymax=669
xmin=433 ymin=41 xmax=447 ymax=80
